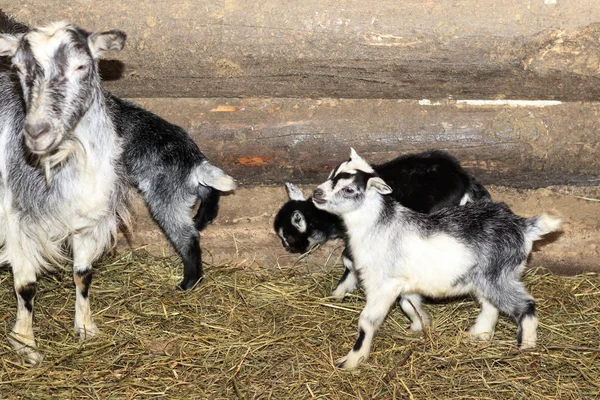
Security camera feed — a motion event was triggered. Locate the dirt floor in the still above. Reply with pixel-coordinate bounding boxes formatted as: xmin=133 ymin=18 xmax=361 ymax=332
xmin=126 ymin=184 xmax=600 ymax=277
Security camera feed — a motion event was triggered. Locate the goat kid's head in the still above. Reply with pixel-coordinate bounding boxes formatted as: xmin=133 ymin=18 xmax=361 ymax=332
xmin=0 ymin=21 xmax=126 ymax=157
xmin=274 ymin=183 xmax=312 ymax=253
xmin=312 ymin=148 xmax=392 ymax=215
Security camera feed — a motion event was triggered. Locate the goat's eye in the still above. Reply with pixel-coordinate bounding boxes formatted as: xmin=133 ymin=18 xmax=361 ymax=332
xmin=75 ymin=65 xmax=88 ymax=72
xmin=343 ymin=187 xmax=355 ymax=195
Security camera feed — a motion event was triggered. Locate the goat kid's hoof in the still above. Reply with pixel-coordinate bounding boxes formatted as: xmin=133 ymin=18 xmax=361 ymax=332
xmin=468 ymin=329 xmax=494 ymax=341
xmin=330 ymin=289 xmax=347 ymax=302
xmin=335 ymin=352 xmax=365 ymax=370
xmin=178 ymin=276 xmax=204 ymax=291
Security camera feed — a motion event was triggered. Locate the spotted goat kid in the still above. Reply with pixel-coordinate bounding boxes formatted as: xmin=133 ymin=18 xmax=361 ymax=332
xmin=275 ymin=150 xmax=491 ymax=333
xmin=0 ymin=22 xmax=130 ymax=363
xmin=312 ymin=149 xmax=561 ymax=370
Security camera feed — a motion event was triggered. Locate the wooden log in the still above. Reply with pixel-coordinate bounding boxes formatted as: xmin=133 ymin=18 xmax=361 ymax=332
xmin=128 ymin=97 xmax=600 ymax=188
xmin=4 ymin=2 xmax=600 ymax=100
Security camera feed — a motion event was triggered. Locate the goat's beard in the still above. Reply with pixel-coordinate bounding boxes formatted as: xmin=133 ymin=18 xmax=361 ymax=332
xmin=39 ymin=136 xmax=86 ymax=184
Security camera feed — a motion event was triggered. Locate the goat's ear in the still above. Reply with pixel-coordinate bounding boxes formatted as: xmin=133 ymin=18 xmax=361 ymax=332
xmin=291 ymin=210 xmax=307 ymax=233
xmin=367 ymin=177 xmax=392 ymax=195
xmin=285 ymin=182 xmax=305 ymax=201
xmin=0 ymin=34 xmax=22 ymax=57
xmin=88 ymin=30 xmax=126 ymax=58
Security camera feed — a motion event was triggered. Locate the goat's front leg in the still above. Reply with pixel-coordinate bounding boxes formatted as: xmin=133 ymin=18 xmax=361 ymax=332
xmin=336 ymin=283 xmax=401 ymax=370
xmin=72 ymin=234 xmax=99 ymax=340
xmin=9 ymin=261 xmax=43 ymax=364
xmin=331 ymin=250 xmax=358 ymax=300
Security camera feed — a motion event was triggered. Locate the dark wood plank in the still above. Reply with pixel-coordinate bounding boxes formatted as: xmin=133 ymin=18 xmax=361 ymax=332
xmin=5 ymin=2 xmax=600 ymax=100
xmin=130 ymin=97 xmax=600 ymax=188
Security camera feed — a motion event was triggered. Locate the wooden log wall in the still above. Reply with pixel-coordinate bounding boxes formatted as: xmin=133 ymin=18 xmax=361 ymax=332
xmin=2 ymin=1 xmax=600 ymax=101
xmin=130 ymin=97 xmax=600 ymax=188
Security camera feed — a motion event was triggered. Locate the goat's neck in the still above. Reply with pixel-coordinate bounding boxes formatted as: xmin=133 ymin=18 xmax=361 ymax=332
xmin=342 ymin=194 xmax=386 ymax=238
xmin=75 ymin=94 xmax=116 ymax=150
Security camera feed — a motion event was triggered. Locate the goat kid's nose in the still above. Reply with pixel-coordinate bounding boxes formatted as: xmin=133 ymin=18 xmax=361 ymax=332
xmin=313 ymin=188 xmax=325 ymax=200
xmin=24 ymin=121 xmax=51 ymax=139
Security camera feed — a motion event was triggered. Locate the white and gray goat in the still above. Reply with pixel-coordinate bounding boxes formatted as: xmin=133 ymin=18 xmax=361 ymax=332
xmin=0 ymin=13 xmax=237 ymax=292
xmin=0 ymin=22 xmax=130 ymax=363
xmin=312 ymin=149 xmax=561 ymax=370
xmin=274 ymin=150 xmax=491 ymax=333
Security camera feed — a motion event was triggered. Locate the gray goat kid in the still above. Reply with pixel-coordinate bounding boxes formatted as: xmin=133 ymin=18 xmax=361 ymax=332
xmin=0 ymin=22 xmax=130 ymax=363
xmin=312 ymin=149 xmax=561 ymax=370
xmin=109 ymin=95 xmax=236 ymax=290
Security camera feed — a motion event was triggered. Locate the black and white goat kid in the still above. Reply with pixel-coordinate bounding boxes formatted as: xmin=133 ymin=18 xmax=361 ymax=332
xmin=109 ymin=96 xmax=236 ymax=290
xmin=0 ymin=22 xmax=130 ymax=363
xmin=275 ymin=150 xmax=490 ymax=332
xmin=312 ymin=149 xmax=561 ymax=370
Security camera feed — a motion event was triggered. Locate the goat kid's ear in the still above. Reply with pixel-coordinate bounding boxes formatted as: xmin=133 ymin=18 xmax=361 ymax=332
xmin=88 ymin=30 xmax=126 ymax=59
xmin=291 ymin=210 xmax=307 ymax=233
xmin=0 ymin=33 xmax=22 ymax=57
xmin=367 ymin=177 xmax=392 ymax=195
xmin=285 ymin=182 xmax=306 ymax=201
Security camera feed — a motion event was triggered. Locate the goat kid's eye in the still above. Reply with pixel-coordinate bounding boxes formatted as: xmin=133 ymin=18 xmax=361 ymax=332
xmin=343 ymin=187 xmax=355 ymax=195
xmin=75 ymin=65 xmax=89 ymax=72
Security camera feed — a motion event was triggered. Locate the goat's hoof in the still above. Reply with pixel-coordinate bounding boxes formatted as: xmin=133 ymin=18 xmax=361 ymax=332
xmin=8 ymin=335 xmax=43 ymax=365
xmin=77 ymin=323 xmax=99 ymax=341
xmin=22 ymin=348 xmax=44 ymax=365
xmin=330 ymin=290 xmax=346 ymax=302
xmin=178 ymin=276 xmax=204 ymax=291
xmin=518 ymin=340 xmax=537 ymax=350
xmin=468 ymin=327 xmax=494 ymax=341
xmin=335 ymin=352 xmax=365 ymax=370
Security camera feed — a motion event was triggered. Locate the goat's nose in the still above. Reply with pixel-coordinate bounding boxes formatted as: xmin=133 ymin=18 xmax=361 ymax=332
xmin=313 ymin=188 xmax=325 ymax=199
xmin=24 ymin=121 xmax=51 ymax=139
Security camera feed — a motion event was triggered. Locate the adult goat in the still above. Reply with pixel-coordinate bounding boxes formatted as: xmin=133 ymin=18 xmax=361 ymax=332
xmin=0 ymin=21 xmax=129 ymax=363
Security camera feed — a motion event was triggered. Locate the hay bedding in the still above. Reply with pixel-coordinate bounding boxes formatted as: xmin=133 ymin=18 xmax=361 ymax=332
xmin=0 ymin=250 xmax=599 ymax=399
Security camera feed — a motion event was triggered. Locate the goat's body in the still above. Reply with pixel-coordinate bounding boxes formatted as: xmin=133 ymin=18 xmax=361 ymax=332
xmin=313 ymin=149 xmax=561 ymax=370
xmin=345 ymin=200 xmax=535 ymax=298
xmin=0 ymin=20 xmax=130 ymax=363
xmin=0 ymin=75 xmax=126 ymax=273
xmin=109 ymin=95 xmax=235 ymax=290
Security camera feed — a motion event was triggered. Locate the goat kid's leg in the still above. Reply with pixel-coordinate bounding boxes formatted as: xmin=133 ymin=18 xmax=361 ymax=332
xmin=72 ymin=234 xmax=99 ymax=341
xmin=337 ymin=285 xmax=400 ymax=370
xmin=9 ymin=263 xmax=43 ymax=364
xmin=400 ymin=294 xmax=430 ymax=333
xmin=151 ymin=203 xmax=203 ymax=290
xmin=469 ymin=294 xmax=499 ymax=341
xmin=516 ymin=299 xmax=538 ymax=349
xmin=331 ymin=252 xmax=358 ymax=300
xmin=178 ymin=234 xmax=203 ymax=290
xmin=481 ymin=276 xmax=538 ymax=349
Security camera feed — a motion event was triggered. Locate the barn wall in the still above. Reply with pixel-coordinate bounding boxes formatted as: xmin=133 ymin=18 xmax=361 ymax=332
xmin=1 ymin=3 xmax=598 ymax=272
xmin=3 ymin=1 xmax=600 ymax=100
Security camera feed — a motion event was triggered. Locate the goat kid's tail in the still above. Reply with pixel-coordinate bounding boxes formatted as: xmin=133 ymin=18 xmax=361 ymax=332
xmin=191 ymin=161 xmax=236 ymax=231
xmin=194 ymin=161 xmax=237 ymax=192
xmin=525 ymin=213 xmax=562 ymax=241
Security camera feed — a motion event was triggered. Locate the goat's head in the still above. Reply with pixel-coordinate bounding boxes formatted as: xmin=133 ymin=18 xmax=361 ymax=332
xmin=274 ymin=183 xmax=313 ymax=253
xmin=0 ymin=21 xmax=126 ymax=156
xmin=312 ymin=148 xmax=392 ymax=214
